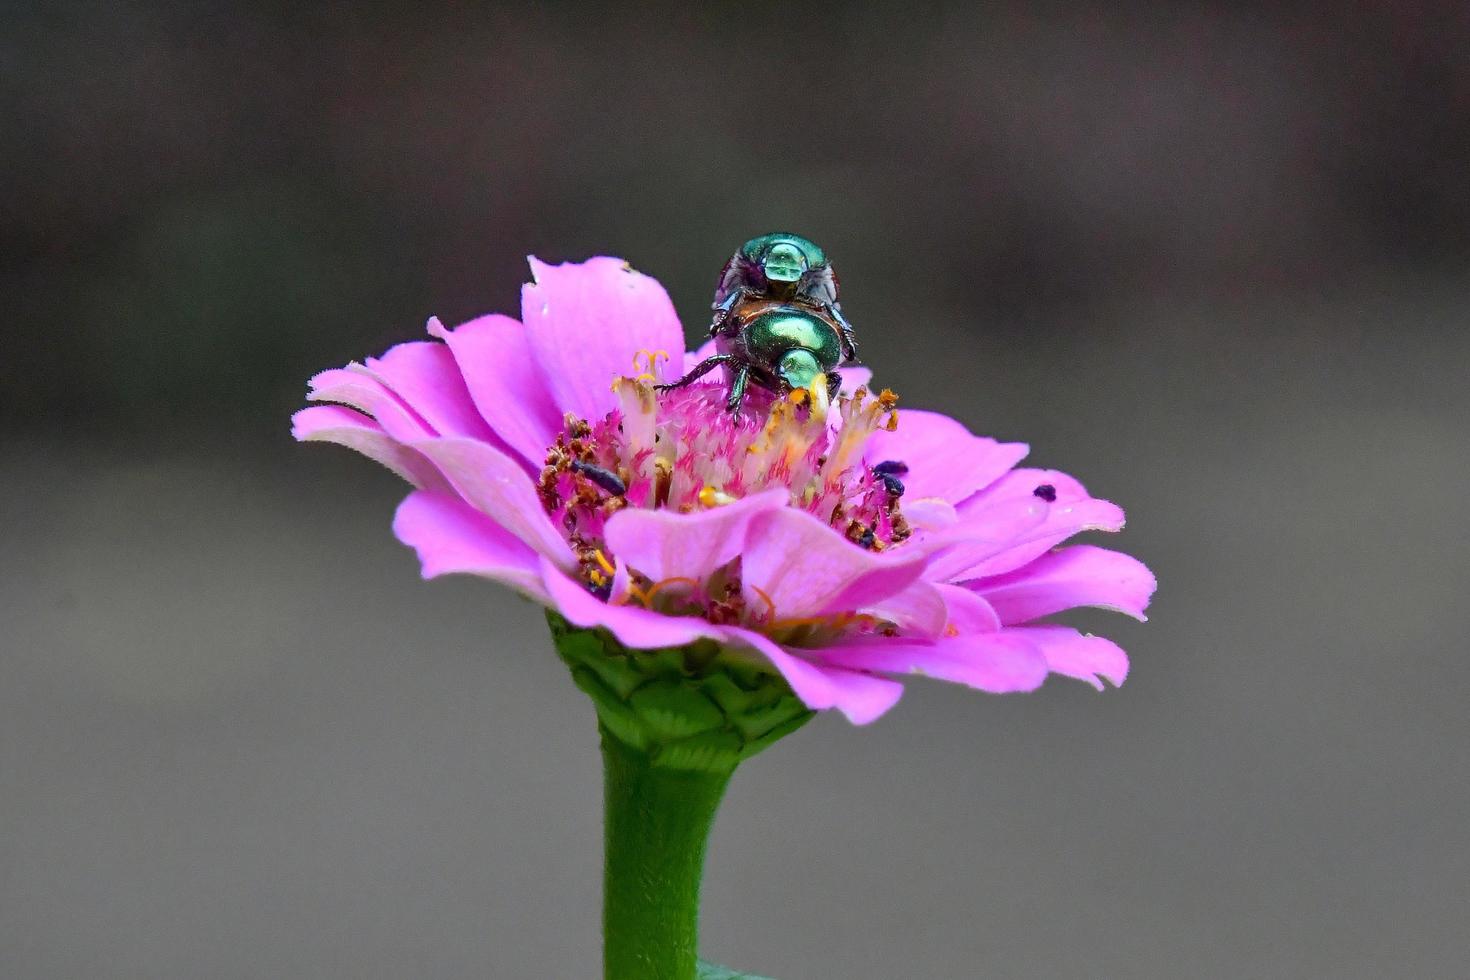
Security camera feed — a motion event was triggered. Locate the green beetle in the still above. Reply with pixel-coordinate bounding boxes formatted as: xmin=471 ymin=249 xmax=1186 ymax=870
xmin=657 ymin=299 xmax=844 ymax=418
xmin=709 ymin=233 xmax=857 ymax=360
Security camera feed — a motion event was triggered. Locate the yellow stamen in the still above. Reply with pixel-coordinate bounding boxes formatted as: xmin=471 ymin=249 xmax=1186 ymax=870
xmin=767 ymin=616 xmax=830 ymax=630
xmin=749 ymin=584 xmax=777 ymax=624
xmin=698 ymin=485 xmax=736 ymax=507
xmin=641 ymin=576 xmax=701 ymax=604
xmin=745 ymin=583 xmax=879 ymax=634
xmin=592 ymin=549 xmax=616 ymax=576
xmin=807 ymin=372 xmax=830 ymax=423
xmin=767 ymin=611 xmax=881 ymax=633
xmin=631 ymin=348 xmax=672 ymax=381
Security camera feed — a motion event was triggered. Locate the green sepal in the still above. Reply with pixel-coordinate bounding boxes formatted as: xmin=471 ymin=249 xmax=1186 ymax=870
xmin=697 ymin=961 xmax=778 ymax=980
xmin=549 ymin=611 xmax=814 ymax=774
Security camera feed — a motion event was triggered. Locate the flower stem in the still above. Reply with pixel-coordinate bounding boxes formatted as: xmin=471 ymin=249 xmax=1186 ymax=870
xmin=600 ymin=726 xmax=735 ymax=980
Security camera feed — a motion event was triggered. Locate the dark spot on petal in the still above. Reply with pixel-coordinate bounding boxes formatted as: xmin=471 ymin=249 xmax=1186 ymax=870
xmin=873 ymin=459 xmax=909 ymax=476
xmin=1033 ymin=483 xmax=1057 ymax=502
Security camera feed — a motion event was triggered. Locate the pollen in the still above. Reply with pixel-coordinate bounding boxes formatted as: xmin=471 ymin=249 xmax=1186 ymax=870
xmin=631 ymin=348 xmax=671 ymax=382
xmin=698 ymin=485 xmax=736 ymax=508
xmin=540 ymin=374 xmax=914 ymax=635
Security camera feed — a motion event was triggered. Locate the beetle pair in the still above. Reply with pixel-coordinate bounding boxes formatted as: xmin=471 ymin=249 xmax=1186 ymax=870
xmin=656 ymin=233 xmax=859 ymax=417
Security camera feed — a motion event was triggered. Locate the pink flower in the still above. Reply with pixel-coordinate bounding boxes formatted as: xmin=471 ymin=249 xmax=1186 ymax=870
xmin=293 ymin=257 xmax=1154 ymax=724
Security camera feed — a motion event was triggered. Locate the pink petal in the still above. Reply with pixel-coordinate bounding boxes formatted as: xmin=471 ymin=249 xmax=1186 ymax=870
xmin=306 ymin=367 xmax=433 ymax=442
xmin=684 ymin=337 xmax=719 ymax=370
xmin=358 ymin=341 xmax=497 ymax=441
xmin=900 ymin=497 xmax=960 ymax=533
xmin=539 ymin=559 xmax=727 ymax=649
xmin=540 ymin=562 xmax=905 ymax=724
xmin=428 ymin=314 xmax=564 ymax=468
xmin=954 ymin=469 xmax=1126 ymax=579
xmin=721 ymin=627 xmax=905 ymax=725
xmin=972 ymin=545 xmax=1156 ymax=624
xmin=816 ymin=629 xmax=1048 ymax=694
xmin=1006 ymin=625 xmax=1129 ymax=689
xmin=408 ymin=437 xmax=576 ymax=570
xmin=602 ymin=488 xmax=788 ymax=585
xmin=839 ymin=365 xmax=873 ymax=394
xmin=739 ymin=508 xmax=927 ymax=621
xmin=918 ymin=495 xmax=1054 ymax=583
xmin=522 ymin=257 xmax=685 ymax=423
xmin=860 ymin=579 xmax=949 ymax=637
xmin=393 ymin=491 xmax=547 ymax=600
xmin=936 ymin=582 xmax=1003 ymax=633
xmin=291 ymin=405 xmax=450 ymax=492
xmin=864 ymin=410 xmax=1029 ymax=504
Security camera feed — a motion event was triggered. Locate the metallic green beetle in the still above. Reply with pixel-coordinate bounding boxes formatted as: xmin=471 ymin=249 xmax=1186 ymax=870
xmin=709 ymin=233 xmax=858 ymax=360
xmin=657 ymin=299 xmax=844 ymax=418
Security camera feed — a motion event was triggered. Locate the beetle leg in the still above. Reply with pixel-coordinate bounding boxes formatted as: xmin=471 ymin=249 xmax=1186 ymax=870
xmin=724 ymin=365 xmax=751 ymax=414
xmin=825 ymin=303 xmax=859 ymax=361
xmin=827 ymin=370 xmax=842 ymax=396
xmin=709 ymin=287 xmax=752 ymax=336
xmin=654 ymin=354 xmax=734 ymax=392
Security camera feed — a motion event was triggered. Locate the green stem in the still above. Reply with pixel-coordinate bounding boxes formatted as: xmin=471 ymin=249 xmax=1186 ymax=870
xmin=601 ymin=726 xmax=735 ymax=980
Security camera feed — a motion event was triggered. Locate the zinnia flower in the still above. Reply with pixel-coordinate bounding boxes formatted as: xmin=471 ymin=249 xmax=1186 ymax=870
xmin=292 ymin=256 xmax=1154 ymax=725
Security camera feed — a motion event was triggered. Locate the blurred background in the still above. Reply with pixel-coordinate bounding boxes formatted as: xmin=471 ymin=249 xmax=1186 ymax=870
xmin=4 ymin=2 xmax=1468 ymax=977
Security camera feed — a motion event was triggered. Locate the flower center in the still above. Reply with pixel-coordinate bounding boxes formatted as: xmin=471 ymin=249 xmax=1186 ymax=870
xmin=538 ymin=377 xmax=910 ymax=630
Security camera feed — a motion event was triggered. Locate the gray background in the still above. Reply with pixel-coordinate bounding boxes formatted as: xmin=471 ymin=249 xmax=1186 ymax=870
xmin=4 ymin=3 xmax=1468 ymax=978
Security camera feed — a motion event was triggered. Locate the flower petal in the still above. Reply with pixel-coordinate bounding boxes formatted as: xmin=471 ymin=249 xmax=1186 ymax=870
xmin=393 ymin=491 xmax=547 ymax=600
xmin=540 ymin=563 xmax=905 ymax=724
xmin=602 ymin=488 xmax=788 ymax=585
xmin=864 ymin=410 xmax=1029 ymax=504
xmin=720 ymin=627 xmax=905 ymax=725
xmin=684 ymin=337 xmax=719 ymax=370
xmin=972 ymin=545 xmax=1156 ymax=624
xmin=539 ymin=559 xmax=727 ymax=649
xmin=358 ymin=340 xmax=497 ymax=441
xmin=428 ymin=314 xmax=564 ymax=468
xmin=291 ymin=405 xmax=450 ymax=492
xmin=860 ymin=578 xmax=949 ymax=637
xmin=739 ymin=507 xmax=926 ymax=621
xmin=522 ymin=256 xmax=685 ymax=423
xmin=306 ymin=367 xmax=433 ymax=442
xmin=838 ymin=365 xmax=873 ymax=394
xmin=1005 ymin=625 xmax=1129 ymax=689
xmin=954 ymin=469 xmax=1126 ymax=579
xmin=408 ymin=437 xmax=576 ymax=570
xmin=900 ymin=497 xmax=960 ymax=533
xmin=918 ymin=495 xmax=1055 ymax=583
xmin=936 ymin=581 xmax=1003 ymax=633
xmin=816 ymin=630 xmax=1048 ymax=694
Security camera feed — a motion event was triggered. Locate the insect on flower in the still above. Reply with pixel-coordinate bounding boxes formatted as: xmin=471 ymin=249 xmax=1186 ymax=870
xmin=709 ymin=233 xmax=858 ymax=359
xmin=659 ymin=233 xmax=858 ymax=417
xmin=657 ymin=298 xmax=846 ymax=417
xmin=293 ymin=250 xmax=1154 ymax=725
